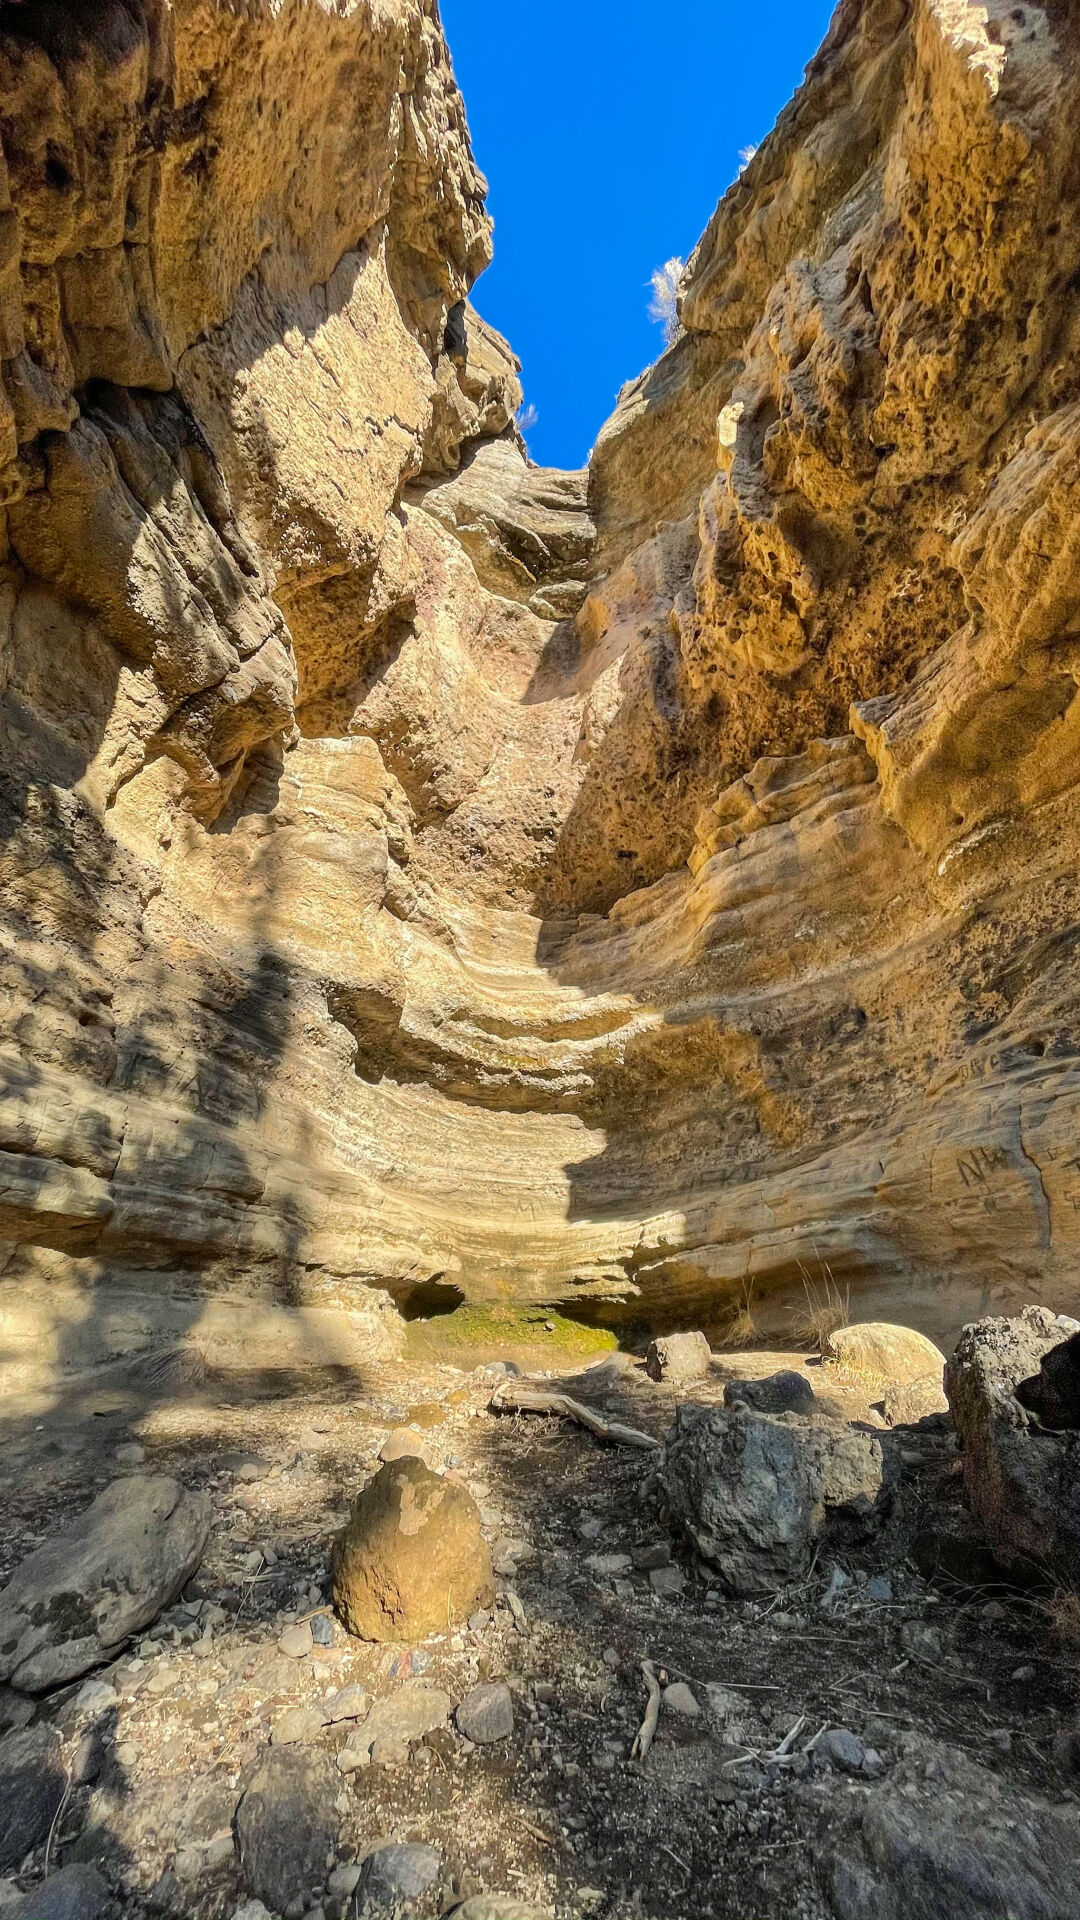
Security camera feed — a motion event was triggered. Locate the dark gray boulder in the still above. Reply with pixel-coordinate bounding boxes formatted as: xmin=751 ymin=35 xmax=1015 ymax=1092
xmin=944 ymin=1307 xmax=1080 ymax=1586
xmin=662 ymin=1403 xmax=895 ymax=1593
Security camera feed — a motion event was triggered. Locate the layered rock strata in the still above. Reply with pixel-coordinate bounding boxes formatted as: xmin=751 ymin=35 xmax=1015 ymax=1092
xmin=4 ymin=0 xmax=1080 ymax=1395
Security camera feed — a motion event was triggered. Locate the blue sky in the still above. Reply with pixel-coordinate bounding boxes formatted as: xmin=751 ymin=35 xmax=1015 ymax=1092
xmin=439 ymin=0 xmax=836 ymax=470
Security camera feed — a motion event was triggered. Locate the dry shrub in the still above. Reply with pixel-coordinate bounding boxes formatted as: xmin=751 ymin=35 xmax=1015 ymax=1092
xmin=794 ymin=1260 xmax=850 ymax=1355
xmin=716 ymin=1277 xmax=758 ymax=1349
xmin=1044 ymin=1586 xmax=1080 ymax=1649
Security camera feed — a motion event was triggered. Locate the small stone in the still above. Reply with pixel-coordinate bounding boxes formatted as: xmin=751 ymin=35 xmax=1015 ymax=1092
xmin=380 ymin=1428 xmax=438 ymax=1469
xmin=327 ymin=1864 xmax=362 ymax=1899
xmin=231 ymin=1904 xmax=272 ymax=1920
xmin=324 ymin=1685 xmax=368 ymax=1724
xmin=310 ymin=1613 xmax=334 ymax=1648
xmin=982 ymin=1600 xmax=1007 ymax=1624
xmin=114 ymin=1740 xmax=139 ymax=1768
xmin=817 ymin=1727 xmax=868 ymax=1774
xmin=585 ymin=1553 xmax=631 ymax=1577
xmin=578 ymin=1519 xmax=603 ymax=1542
xmin=649 ymin=1565 xmax=686 ymax=1598
xmin=631 ymin=1542 xmax=671 ymax=1571
xmin=645 ymin=1332 xmax=712 ymax=1383
xmin=71 ymin=1730 xmax=106 ymax=1785
xmin=456 ymin=1682 xmax=514 ymax=1744
xmin=990 ymin=1729 xmax=1013 ymax=1753
xmin=278 ymin=1622 xmax=314 ymax=1659
xmin=72 ymin=1678 xmax=119 ymax=1718
xmin=1052 ymin=1730 xmax=1080 ymax=1773
xmin=115 ymin=1443 xmax=146 ymax=1466
xmin=360 ymin=1843 xmax=442 ymax=1909
xmin=336 ymin=1733 xmax=370 ymax=1774
xmin=724 ymin=1371 xmax=816 ymax=1417
xmin=272 ymin=1707 xmax=328 ymax=1745
xmin=663 ymin=1682 xmax=699 ymax=1717
xmin=174 ymin=1845 xmax=206 ymax=1882
xmin=370 ymin=1733 xmax=410 ymax=1767
xmin=865 ymin=1575 xmax=893 ymax=1604
xmin=900 ymin=1621 xmax=943 ymax=1664
xmin=354 ymin=1681 xmax=451 ymax=1750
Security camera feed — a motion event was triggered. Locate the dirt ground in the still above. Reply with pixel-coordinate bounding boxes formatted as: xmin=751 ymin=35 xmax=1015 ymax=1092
xmin=1 ymin=1329 xmax=1077 ymax=1920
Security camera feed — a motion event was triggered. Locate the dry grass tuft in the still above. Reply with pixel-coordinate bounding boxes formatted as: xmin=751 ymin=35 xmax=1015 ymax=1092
xmin=716 ymin=1277 xmax=758 ymax=1349
xmin=793 ymin=1260 xmax=850 ymax=1355
xmin=1043 ymin=1586 xmax=1080 ymax=1649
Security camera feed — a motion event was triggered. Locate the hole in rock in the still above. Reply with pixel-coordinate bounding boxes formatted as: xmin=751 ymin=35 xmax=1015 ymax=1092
xmin=399 ymin=1279 xmax=466 ymax=1322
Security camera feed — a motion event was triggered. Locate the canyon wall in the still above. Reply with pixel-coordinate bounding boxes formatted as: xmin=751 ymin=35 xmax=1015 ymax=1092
xmin=3 ymin=0 xmax=1080 ymax=1396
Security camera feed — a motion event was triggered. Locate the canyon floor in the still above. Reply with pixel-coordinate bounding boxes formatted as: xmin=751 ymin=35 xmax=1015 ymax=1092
xmin=1 ymin=1328 xmax=1076 ymax=1920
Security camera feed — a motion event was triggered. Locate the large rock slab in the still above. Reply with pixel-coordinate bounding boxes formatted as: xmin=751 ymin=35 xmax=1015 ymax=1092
xmin=944 ymin=1306 xmax=1080 ymax=1587
xmin=332 ymin=1458 xmax=493 ymax=1643
xmin=236 ymin=1747 xmax=337 ymax=1916
xmin=0 ymin=1477 xmax=211 ymax=1692
xmin=663 ymin=1404 xmax=895 ymax=1593
xmin=0 ymin=1725 xmax=65 ymax=1873
xmin=824 ymin=1735 xmax=1080 ymax=1919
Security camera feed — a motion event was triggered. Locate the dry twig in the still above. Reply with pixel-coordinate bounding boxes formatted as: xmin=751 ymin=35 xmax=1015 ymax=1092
xmin=631 ymin=1659 xmax=662 ymax=1760
xmin=489 ymin=1383 xmax=661 ymax=1451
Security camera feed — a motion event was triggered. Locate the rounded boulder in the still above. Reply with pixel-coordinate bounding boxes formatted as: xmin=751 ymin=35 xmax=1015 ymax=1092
xmin=332 ymin=1457 xmax=493 ymax=1643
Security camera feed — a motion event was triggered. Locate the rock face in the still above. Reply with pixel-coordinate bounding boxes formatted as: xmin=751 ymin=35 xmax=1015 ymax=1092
xmin=825 ymin=1735 xmax=1080 ymax=1920
xmin=945 ymin=1307 xmax=1080 ymax=1587
xmin=663 ymin=1402 xmax=895 ymax=1593
xmin=331 ymin=1459 xmax=493 ymax=1642
xmin=0 ymin=1476 xmax=211 ymax=1691
xmin=4 ymin=0 xmax=1080 ymax=1377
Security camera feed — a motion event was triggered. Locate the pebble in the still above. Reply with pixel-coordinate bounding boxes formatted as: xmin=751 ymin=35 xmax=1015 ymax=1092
xmin=336 ymin=1733 xmax=371 ymax=1774
xmin=326 ymin=1864 xmax=362 ymax=1899
xmin=865 ymin=1576 xmax=894 ymax=1604
xmin=361 ymin=1843 xmax=442 ymax=1909
xmin=114 ymin=1741 xmax=139 ymax=1768
xmin=662 ymin=1682 xmax=699 ymax=1718
xmin=371 ymin=1733 xmax=411 ymax=1767
xmin=231 ymin=1905 xmax=272 ymax=1920
xmin=310 ymin=1613 xmax=334 ymax=1647
xmin=578 ymin=1520 xmax=603 ymax=1542
xmin=272 ymin=1707 xmax=328 ymax=1746
xmin=72 ymin=1678 xmax=118 ymax=1718
xmin=278 ymin=1622 xmax=314 ymax=1659
xmin=982 ymin=1600 xmax=1007 ymax=1624
xmin=71 ymin=1731 xmax=106 ymax=1786
xmin=324 ymin=1685 xmax=368 ymax=1724
xmin=649 ymin=1565 xmax=686 ymax=1599
xmin=900 ymin=1621 xmax=943 ymax=1664
xmin=632 ymin=1542 xmax=671 ymax=1571
xmin=115 ymin=1443 xmax=146 ymax=1466
xmin=456 ymin=1682 xmax=514 ymax=1744
xmin=990 ymin=1729 xmax=1012 ymax=1753
xmin=817 ymin=1727 xmax=883 ymax=1777
xmin=585 ymin=1553 xmax=631 ymax=1577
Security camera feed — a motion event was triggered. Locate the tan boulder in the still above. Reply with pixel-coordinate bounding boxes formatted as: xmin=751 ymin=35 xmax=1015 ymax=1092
xmin=331 ymin=1459 xmax=492 ymax=1643
xmin=826 ymin=1324 xmax=946 ymax=1388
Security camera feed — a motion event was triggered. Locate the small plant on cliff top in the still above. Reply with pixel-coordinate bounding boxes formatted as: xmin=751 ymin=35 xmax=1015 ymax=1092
xmin=648 ymin=258 xmax=684 ymax=348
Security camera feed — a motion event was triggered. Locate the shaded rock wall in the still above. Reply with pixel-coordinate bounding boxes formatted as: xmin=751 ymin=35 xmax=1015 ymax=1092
xmin=4 ymin=0 xmax=1080 ymax=1395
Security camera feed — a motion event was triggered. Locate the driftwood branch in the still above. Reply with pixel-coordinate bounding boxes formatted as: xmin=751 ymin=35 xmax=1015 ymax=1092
xmin=489 ymin=1382 xmax=661 ymax=1452
xmin=631 ymin=1659 xmax=662 ymax=1761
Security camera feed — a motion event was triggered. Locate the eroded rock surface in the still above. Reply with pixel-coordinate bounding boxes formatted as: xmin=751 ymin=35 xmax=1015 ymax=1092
xmin=3 ymin=0 xmax=1080 ymax=1401
xmin=945 ymin=1306 xmax=1080 ymax=1586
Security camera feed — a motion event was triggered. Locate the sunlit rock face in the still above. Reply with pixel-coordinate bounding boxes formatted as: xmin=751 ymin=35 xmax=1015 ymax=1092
xmin=4 ymin=0 xmax=1080 ymax=1395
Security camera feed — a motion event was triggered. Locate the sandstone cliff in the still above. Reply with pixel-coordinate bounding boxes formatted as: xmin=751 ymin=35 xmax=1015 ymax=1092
xmin=3 ymin=0 xmax=1080 ymax=1396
